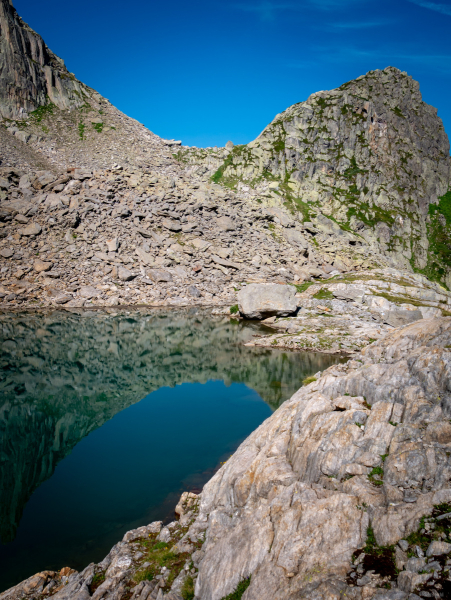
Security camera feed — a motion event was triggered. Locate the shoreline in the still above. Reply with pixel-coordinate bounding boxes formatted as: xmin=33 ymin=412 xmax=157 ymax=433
xmin=2 ymin=317 xmax=451 ymax=600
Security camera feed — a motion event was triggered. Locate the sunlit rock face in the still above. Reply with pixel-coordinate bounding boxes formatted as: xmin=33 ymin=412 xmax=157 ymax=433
xmin=0 ymin=0 xmax=88 ymax=120
xmin=0 ymin=308 xmax=336 ymax=543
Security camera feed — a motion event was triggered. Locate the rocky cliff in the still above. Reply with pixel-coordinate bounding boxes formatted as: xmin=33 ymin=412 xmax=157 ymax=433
xmin=0 ymin=0 xmax=89 ymax=120
xmin=1 ymin=1 xmax=450 ymax=301
xmin=180 ymin=68 xmax=451 ymax=288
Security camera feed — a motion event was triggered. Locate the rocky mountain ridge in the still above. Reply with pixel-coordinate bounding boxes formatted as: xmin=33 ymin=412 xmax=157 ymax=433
xmin=0 ymin=0 xmax=89 ymax=120
xmin=179 ymin=68 xmax=451 ymax=289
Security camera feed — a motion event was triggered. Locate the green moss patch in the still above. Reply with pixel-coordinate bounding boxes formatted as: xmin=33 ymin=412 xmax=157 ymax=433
xmin=313 ymin=289 xmax=334 ymax=300
xmin=181 ymin=575 xmax=195 ymax=599
xmin=29 ymin=102 xmax=56 ymax=123
xmin=414 ymin=190 xmax=451 ymax=288
xmin=220 ymin=577 xmax=251 ymax=600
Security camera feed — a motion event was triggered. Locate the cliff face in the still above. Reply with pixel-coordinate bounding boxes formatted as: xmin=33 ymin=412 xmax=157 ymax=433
xmin=0 ymin=0 xmax=88 ymax=120
xmin=187 ymin=68 xmax=451 ymax=287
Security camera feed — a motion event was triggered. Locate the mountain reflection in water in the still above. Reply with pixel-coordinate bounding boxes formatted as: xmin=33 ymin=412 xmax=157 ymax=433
xmin=0 ymin=307 xmax=342 ymax=590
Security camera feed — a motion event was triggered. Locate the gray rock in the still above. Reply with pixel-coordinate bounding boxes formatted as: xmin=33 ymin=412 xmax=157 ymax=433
xmin=20 ymin=222 xmax=41 ymax=236
xmin=398 ymin=540 xmax=410 ymax=552
xmin=118 ymin=267 xmax=136 ymax=281
xmin=384 ymin=308 xmax=423 ymax=328
xmin=135 ymin=247 xmax=154 ymax=265
xmin=33 ymin=259 xmax=52 ymax=272
xmin=405 ymin=557 xmax=426 ymax=573
xmin=148 ymin=269 xmax=173 ymax=283
xmin=238 ymin=283 xmax=298 ymax=319
xmin=426 ymin=540 xmax=451 ymax=556
xmin=211 ymin=255 xmax=240 ymax=270
xmin=398 ymin=571 xmax=432 ymax=593
xmin=113 ymin=205 xmax=131 ymax=218
xmin=136 ymin=227 xmax=154 ymax=238
xmin=187 ymin=285 xmax=201 ymax=298
xmin=78 ymin=286 xmax=99 ymax=299
xmin=0 ymin=248 xmax=14 ymax=258
xmin=162 ymin=219 xmax=182 ymax=232
xmin=216 ymin=216 xmax=235 ymax=231
xmin=373 ymin=592 xmax=408 ymax=600
xmin=106 ymin=238 xmax=119 ymax=252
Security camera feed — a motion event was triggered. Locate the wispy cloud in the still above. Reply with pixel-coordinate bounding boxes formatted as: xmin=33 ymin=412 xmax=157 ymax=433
xmin=408 ymin=0 xmax=451 ymax=16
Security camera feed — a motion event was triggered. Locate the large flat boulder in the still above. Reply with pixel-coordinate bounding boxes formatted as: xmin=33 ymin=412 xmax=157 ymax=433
xmin=238 ymin=283 xmax=297 ymax=319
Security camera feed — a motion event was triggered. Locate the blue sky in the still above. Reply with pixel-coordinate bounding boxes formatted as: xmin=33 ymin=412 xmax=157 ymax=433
xmin=14 ymin=0 xmax=451 ymax=148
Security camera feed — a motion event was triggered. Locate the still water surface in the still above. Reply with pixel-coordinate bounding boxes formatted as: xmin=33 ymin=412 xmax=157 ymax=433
xmin=0 ymin=308 xmax=341 ymax=591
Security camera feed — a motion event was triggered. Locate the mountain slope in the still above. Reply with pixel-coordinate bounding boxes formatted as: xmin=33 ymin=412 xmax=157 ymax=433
xmin=183 ymin=67 xmax=451 ymax=287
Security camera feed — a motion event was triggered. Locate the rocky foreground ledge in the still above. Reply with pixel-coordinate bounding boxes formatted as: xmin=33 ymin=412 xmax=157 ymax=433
xmin=3 ymin=317 xmax=451 ymax=600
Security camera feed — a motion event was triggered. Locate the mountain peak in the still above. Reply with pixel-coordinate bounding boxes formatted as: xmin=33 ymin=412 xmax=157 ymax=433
xmin=0 ymin=0 xmax=88 ymax=120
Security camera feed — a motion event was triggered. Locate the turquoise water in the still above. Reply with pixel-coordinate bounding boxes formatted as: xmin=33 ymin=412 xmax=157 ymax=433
xmin=0 ymin=308 xmax=341 ymax=591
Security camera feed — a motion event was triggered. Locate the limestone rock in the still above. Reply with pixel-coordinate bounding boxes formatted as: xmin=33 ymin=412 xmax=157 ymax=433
xmin=238 ymin=283 xmax=298 ymax=319
xmin=78 ymin=286 xmax=99 ymax=299
xmin=33 ymin=259 xmax=52 ymax=272
xmin=20 ymin=222 xmax=41 ymax=236
xmin=117 ymin=267 xmax=136 ymax=282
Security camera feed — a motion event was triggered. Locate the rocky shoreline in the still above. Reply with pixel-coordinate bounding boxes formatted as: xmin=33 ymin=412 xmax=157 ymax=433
xmin=1 ymin=1 xmax=451 ymax=598
xmin=2 ymin=316 xmax=451 ymax=600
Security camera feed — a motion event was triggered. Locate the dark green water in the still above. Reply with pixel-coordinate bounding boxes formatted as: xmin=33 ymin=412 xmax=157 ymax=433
xmin=0 ymin=308 xmax=342 ymax=592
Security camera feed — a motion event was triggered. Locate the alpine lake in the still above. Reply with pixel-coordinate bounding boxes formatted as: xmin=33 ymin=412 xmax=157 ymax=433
xmin=0 ymin=308 xmax=342 ymax=591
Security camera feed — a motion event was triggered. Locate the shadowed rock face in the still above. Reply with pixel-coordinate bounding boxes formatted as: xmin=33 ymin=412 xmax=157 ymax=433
xmin=0 ymin=308 xmax=339 ymax=544
xmin=0 ymin=0 xmax=88 ymax=119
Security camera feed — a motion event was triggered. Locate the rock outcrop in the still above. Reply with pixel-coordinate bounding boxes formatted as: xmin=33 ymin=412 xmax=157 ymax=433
xmin=3 ymin=318 xmax=451 ymax=600
xmin=0 ymin=0 xmax=89 ymax=120
xmin=180 ymin=68 xmax=451 ymax=288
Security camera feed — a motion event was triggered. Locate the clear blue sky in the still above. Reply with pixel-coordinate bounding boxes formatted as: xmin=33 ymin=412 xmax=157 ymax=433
xmin=14 ymin=0 xmax=451 ymax=148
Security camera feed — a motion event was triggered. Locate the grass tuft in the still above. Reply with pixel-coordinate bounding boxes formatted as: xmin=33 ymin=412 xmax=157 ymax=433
xmin=181 ymin=575 xmax=195 ymax=600
xmin=220 ymin=577 xmax=251 ymax=600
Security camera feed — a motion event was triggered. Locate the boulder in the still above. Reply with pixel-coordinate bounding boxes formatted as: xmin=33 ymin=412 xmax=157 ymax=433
xmin=32 ymin=171 xmax=56 ymax=190
xmin=0 ymin=248 xmax=14 ymax=258
xmin=148 ymin=269 xmax=173 ymax=283
xmin=78 ymin=286 xmax=99 ymax=299
xmin=162 ymin=219 xmax=182 ymax=232
xmin=135 ymin=247 xmax=154 ymax=265
xmin=284 ymin=228 xmax=308 ymax=248
xmin=33 ymin=259 xmax=52 ymax=272
xmin=117 ymin=267 xmax=136 ymax=281
xmin=20 ymin=222 xmax=41 ymax=236
xmin=238 ymin=283 xmax=298 ymax=319
xmin=188 ymin=285 xmax=201 ymax=298
xmin=216 ymin=216 xmax=235 ymax=231
xmin=106 ymin=238 xmax=119 ymax=252
xmin=136 ymin=227 xmax=154 ymax=238
xmin=426 ymin=540 xmax=451 ymax=557
xmin=384 ymin=308 xmax=423 ymax=327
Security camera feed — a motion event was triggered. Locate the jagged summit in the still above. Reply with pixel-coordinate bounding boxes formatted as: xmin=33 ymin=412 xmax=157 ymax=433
xmin=178 ymin=66 xmax=451 ymax=287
